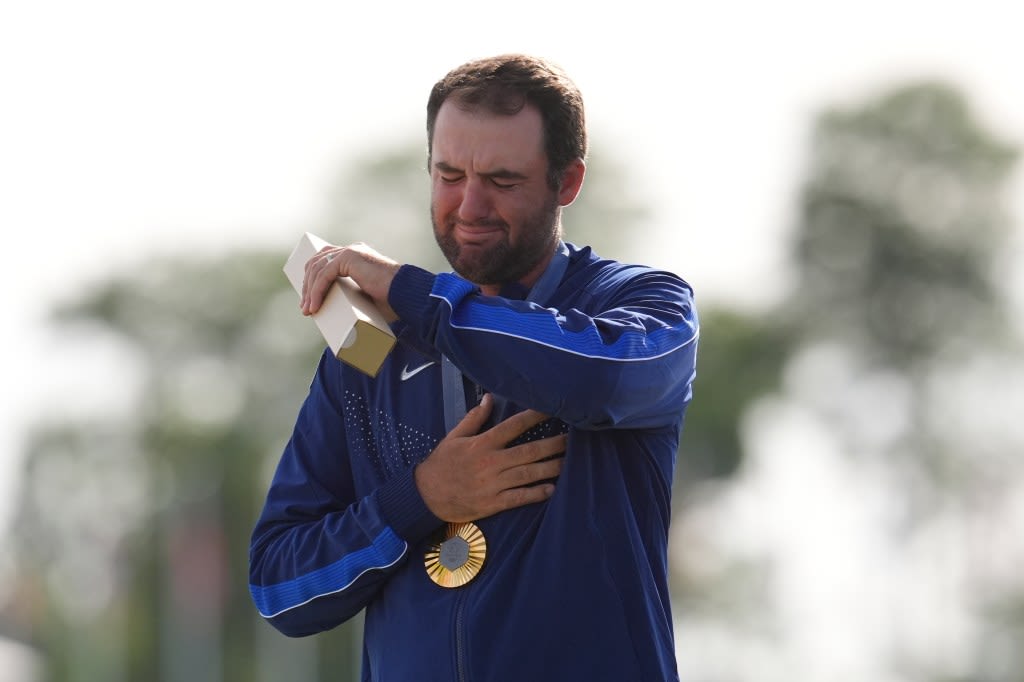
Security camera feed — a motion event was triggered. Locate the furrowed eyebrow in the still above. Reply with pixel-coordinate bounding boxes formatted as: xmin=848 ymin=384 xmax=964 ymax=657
xmin=483 ymin=169 xmax=528 ymax=181
xmin=434 ymin=161 xmax=463 ymax=174
xmin=433 ymin=161 xmax=527 ymax=181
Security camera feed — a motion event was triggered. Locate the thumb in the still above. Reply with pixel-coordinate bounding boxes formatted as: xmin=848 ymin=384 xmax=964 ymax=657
xmin=447 ymin=393 xmax=493 ymax=438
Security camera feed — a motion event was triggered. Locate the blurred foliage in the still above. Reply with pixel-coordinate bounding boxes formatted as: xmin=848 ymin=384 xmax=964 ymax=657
xmin=788 ymin=81 xmax=1022 ymax=680
xmin=9 ymin=251 xmax=348 ymax=681
xmin=675 ymin=309 xmax=793 ymax=483
xmin=787 ymin=80 xmax=1019 ymax=499
xmin=318 ymin=139 xmax=443 ymax=271
xmin=672 ymin=79 xmax=1023 ymax=681
xmin=791 ymin=81 xmax=1018 ymax=368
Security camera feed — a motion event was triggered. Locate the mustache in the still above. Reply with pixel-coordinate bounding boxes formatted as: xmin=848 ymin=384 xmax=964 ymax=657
xmin=451 ymin=217 xmax=508 ymax=230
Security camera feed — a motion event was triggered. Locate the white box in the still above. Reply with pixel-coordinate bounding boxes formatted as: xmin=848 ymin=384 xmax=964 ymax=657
xmin=284 ymin=232 xmax=396 ymax=377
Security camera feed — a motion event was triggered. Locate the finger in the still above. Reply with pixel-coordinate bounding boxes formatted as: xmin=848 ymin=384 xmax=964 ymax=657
xmin=304 ymin=272 xmax=327 ymax=314
xmin=498 ymin=456 xmax=564 ymax=489
xmin=303 ymin=251 xmax=340 ymax=314
xmin=494 ymin=483 xmax=556 ymax=513
xmin=446 ymin=393 xmax=495 ymax=439
xmin=302 ymin=247 xmax=335 ymax=299
xmin=483 ymin=408 xmax=550 ymax=445
xmin=503 ymin=433 xmax=568 ymax=467
xmin=301 ymin=256 xmax=319 ymax=310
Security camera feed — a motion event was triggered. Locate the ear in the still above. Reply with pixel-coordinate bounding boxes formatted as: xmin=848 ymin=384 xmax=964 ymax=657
xmin=557 ymin=158 xmax=586 ymax=207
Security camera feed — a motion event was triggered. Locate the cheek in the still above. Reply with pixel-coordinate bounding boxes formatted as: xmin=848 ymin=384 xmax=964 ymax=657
xmin=431 ymin=184 xmax=460 ymax=218
xmin=499 ymin=192 xmax=540 ymax=225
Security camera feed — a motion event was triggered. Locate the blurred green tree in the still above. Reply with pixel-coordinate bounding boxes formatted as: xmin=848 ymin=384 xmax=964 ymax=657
xmin=786 ymin=81 xmax=1021 ymax=679
xmin=792 ymin=81 xmax=1017 ymax=368
xmin=673 ymin=80 xmax=1023 ymax=681
xmin=675 ymin=309 xmax=792 ymax=484
xmin=787 ymin=82 xmax=1019 ymax=503
xmin=11 ymin=251 xmax=334 ymax=682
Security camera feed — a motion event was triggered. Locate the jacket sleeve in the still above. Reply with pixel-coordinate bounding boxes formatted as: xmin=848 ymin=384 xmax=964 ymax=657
xmin=388 ymin=264 xmax=699 ymax=430
xmin=248 ymin=350 xmax=441 ymax=637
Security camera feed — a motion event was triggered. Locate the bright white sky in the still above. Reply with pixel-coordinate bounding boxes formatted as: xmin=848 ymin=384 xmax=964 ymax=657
xmin=1 ymin=0 xmax=1022 ymax=598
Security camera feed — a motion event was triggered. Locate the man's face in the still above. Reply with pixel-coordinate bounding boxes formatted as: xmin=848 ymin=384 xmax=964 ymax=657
xmin=430 ymin=101 xmax=561 ymax=289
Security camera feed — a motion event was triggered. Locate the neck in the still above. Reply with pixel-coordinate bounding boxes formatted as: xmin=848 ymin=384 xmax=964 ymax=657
xmin=478 ymin=243 xmax=558 ymax=297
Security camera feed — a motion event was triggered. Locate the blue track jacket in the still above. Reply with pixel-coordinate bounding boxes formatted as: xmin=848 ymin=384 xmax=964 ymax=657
xmin=250 ymin=242 xmax=699 ymax=681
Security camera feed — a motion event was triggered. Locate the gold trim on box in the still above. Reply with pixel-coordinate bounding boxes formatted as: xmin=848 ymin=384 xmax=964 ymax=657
xmin=424 ymin=521 xmax=487 ymax=588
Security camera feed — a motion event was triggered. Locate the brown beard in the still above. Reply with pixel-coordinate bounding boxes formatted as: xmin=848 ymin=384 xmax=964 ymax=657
xmin=432 ymin=193 xmax=561 ymax=286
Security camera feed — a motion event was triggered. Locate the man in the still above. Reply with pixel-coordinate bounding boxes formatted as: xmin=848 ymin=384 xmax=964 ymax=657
xmin=249 ymin=54 xmax=699 ymax=681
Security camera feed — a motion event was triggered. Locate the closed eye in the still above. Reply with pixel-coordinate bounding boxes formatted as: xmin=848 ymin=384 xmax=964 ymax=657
xmin=487 ymin=171 xmax=527 ymax=189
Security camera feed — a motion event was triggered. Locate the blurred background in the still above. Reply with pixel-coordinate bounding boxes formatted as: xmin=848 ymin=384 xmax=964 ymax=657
xmin=3 ymin=1 xmax=1023 ymax=680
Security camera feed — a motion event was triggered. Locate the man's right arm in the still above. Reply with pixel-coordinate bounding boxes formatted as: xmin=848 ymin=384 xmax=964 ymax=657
xmin=248 ymin=351 xmax=441 ymax=637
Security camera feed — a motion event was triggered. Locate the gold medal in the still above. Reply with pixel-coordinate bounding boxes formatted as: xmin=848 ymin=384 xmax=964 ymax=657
xmin=424 ymin=521 xmax=487 ymax=588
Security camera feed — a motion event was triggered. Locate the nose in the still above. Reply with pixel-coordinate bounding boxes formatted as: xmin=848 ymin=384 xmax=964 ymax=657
xmin=457 ymin=178 xmax=490 ymax=224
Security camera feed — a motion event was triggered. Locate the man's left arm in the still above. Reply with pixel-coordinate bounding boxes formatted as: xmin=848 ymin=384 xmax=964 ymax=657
xmin=300 ymin=244 xmax=698 ymax=430
xmin=390 ymin=265 xmax=699 ymax=431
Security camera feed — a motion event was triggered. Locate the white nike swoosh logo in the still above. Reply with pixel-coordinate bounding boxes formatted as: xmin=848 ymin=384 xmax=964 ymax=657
xmin=400 ymin=361 xmax=436 ymax=381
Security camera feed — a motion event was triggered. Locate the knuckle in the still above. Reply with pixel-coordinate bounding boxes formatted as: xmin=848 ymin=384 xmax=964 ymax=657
xmin=512 ymin=465 xmax=534 ymax=486
xmin=501 ymin=488 xmax=530 ymax=510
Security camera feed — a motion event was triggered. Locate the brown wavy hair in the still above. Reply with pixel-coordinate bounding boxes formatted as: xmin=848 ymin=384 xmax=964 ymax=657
xmin=426 ymin=54 xmax=587 ymax=190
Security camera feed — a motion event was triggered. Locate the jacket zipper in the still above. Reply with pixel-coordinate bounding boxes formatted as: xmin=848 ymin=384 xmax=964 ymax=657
xmin=455 ymin=589 xmax=468 ymax=682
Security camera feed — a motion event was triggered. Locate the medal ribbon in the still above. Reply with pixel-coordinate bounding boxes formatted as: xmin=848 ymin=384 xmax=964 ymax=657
xmin=430 ymin=243 xmax=569 ymax=588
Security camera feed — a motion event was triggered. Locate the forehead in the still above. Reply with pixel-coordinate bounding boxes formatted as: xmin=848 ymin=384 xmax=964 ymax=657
xmin=432 ymin=100 xmax=546 ymax=171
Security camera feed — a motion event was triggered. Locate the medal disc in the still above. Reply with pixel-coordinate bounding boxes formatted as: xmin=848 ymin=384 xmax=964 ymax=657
xmin=424 ymin=521 xmax=487 ymax=588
